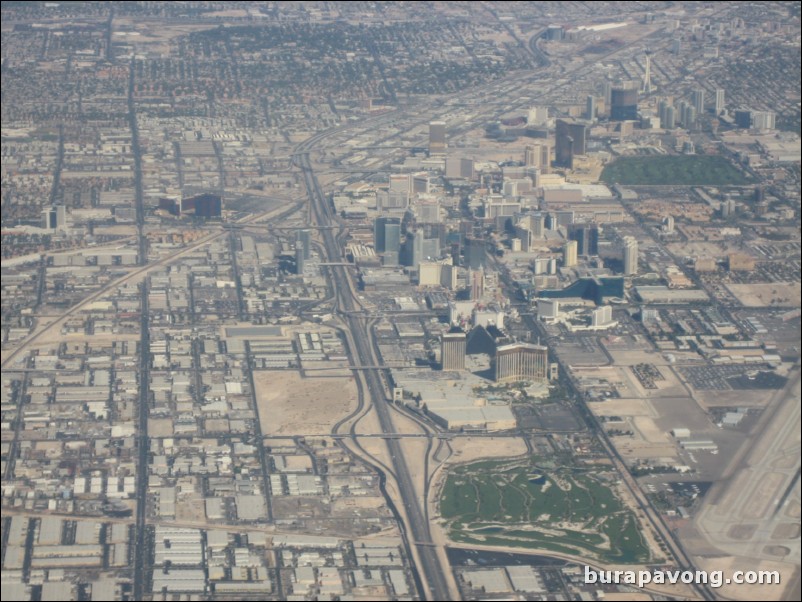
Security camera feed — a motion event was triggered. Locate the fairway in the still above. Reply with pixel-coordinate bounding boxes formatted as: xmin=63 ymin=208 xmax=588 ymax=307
xmin=439 ymin=457 xmax=651 ymax=564
xmin=600 ymin=155 xmax=749 ymax=186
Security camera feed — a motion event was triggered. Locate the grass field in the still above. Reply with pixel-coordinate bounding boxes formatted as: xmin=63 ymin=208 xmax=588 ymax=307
xmin=440 ymin=457 xmax=650 ymax=564
xmin=600 ymin=155 xmax=750 ymax=186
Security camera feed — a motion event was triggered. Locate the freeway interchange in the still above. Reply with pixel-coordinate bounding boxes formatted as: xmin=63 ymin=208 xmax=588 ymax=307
xmin=295 ymin=149 xmax=453 ymax=600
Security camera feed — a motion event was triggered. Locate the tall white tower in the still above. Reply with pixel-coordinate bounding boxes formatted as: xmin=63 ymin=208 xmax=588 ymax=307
xmin=641 ymin=50 xmax=654 ymax=95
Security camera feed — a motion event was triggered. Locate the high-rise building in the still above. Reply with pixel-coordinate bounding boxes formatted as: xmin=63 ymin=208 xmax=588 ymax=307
xmin=374 ymin=216 xmax=401 ymax=254
xmin=445 ymin=157 xmax=475 ymax=179
xmin=555 ymin=119 xmax=588 ymax=168
xmin=734 ymin=110 xmax=752 ymax=129
xmin=664 ymin=216 xmax=675 ymax=233
xmin=610 ymin=86 xmax=638 ymax=121
xmin=429 ymin=121 xmax=446 ymax=154
xmin=592 ymin=305 xmax=613 ymax=327
xmin=752 ymin=111 xmax=775 ymax=130
xmin=464 ymin=237 xmax=486 ymax=270
xmin=296 ymin=229 xmax=311 ymax=260
xmin=682 ymin=104 xmax=696 ymax=128
xmin=623 ymin=237 xmax=638 ymax=276
xmin=440 ymin=263 xmax=457 ymax=290
xmin=641 ymin=51 xmax=654 ymax=94
xmin=585 ymin=95 xmax=596 ymax=121
xmin=411 ymin=172 xmax=430 ymax=194
xmin=441 ymin=330 xmax=467 ymax=370
xmin=563 ymin=240 xmax=578 ymax=267
xmin=691 ymin=89 xmax=705 ymax=114
xmin=494 ymin=343 xmax=548 ymax=383
xmin=410 ymin=229 xmax=440 ymax=268
xmin=41 ymin=205 xmax=67 ymax=231
xmin=524 ymin=145 xmax=538 ymax=168
xmin=527 ymin=106 xmax=549 ymax=127
xmin=470 ymin=269 xmax=485 ymax=301
xmin=569 ymin=224 xmax=599 ymax=255
xmin=295 ymin=244 xmax=305 ymax=275
xmin=538 ymin=299 xmax=559 ymax=319
xmin=664 ymin=106 xmax=676 ymax=129
xmin=531 ymin=213 xmax=545 ymax=237
xmin=714 ymin=88 xmax=725 ymax=114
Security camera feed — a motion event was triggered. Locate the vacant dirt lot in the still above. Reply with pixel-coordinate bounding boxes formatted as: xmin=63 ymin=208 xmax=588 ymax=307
xmin=253 ymin=370 xmax=357 ymax=436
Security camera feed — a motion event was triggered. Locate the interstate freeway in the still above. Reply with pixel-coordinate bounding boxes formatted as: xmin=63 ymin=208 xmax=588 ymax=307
xmin=294 ymin=146 xmax=453 ymax=600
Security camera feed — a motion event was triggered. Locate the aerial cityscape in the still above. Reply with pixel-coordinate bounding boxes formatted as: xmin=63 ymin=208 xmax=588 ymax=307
xmin=1 ymin=2 xmax=800 ymax=601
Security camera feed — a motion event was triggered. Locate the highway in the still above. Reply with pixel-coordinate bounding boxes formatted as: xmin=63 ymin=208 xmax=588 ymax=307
xmin=294 ymin=147 xmax=452 ymax=600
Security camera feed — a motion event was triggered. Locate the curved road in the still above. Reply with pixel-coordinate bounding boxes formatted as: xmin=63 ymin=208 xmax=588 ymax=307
xmin=294 ymin=147 xmax=452 ymax=600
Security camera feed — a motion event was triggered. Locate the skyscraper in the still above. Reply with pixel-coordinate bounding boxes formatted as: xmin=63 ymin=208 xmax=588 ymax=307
xmin=691 ymin=88 xmax=705 ymax=114
xmin=441 ymin=330 xmax=467 ymax=371
xmin=664 ymin=106 xmax=676 ymax=129
xmin=494 ymin=343 xmax=548 ymax=383
xmin=374 ymin=216 xmax=401 ymax=254
xmin=527 ymin=106 xmax=549 ymax=127
xmin=610 ymin=86 xmax=638 ymax=121
xmin=555 ymin=119 xmax=587 ymax=169
xmin=41 ymin=205 xmax=67 ymax=231
xmin=585 ymin=95 xmax=596 ymax=121
xmin=563 ymin=240 xmax=578 ymax=267
xmin=714 ymin=89 xmax=725 ymax=114
xmin=429 ymin=121 xmax=446 ymax=154
xmin=569 ymin=224 xmax=599 ymax=255
xmin=296 ymin=229 xmax=311 ymax=260
xmin=464 ymin=237 xmax=486 ymax=270
xmin=295 ymin=244 xmax=305 ymax=275
xmin=623 ymin=237 xmax=638 ymax=276
xmin=752 ymin=111 xmax=775 ymax=130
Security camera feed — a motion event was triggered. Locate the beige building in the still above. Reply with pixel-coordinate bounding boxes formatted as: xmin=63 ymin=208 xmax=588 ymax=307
xmin=494 ymin=343 xmax=548 ymax=383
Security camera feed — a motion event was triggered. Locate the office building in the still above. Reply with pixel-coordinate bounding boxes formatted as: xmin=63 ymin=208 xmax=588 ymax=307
xmin=429 ymin=121 xmax=446 ymax=154
xmin=494 ymin=343 xmax=548 ymax=383
xmin=623 ymin=237 xmax=638 ymax=275
xmin=563 ymin=240 xmax=578 ymax=267
xmin=441 ymin=330 xmax=467 ymax=371
xmin=610 ymin=86 xmax=638 ymax=121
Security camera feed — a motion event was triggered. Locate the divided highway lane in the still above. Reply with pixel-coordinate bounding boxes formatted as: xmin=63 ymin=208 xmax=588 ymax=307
xmin=295 ymin=152 xmax=452 ymax=600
